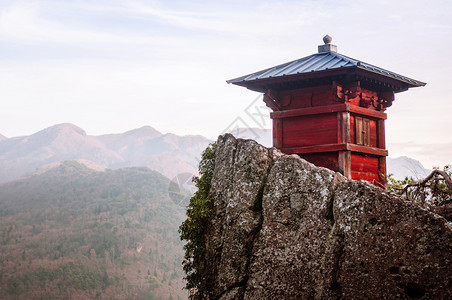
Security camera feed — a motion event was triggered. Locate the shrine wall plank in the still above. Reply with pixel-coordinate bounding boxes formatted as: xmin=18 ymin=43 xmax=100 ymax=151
xmin=282 ymin=114 xmax=338 ymax=148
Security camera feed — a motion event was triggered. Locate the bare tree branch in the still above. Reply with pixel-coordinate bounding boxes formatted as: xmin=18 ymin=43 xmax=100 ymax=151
xmin=401 ymin=170 xmax=452 ymax=195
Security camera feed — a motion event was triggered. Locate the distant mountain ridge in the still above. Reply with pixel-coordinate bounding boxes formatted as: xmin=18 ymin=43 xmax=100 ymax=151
xmin=0 ymin=123 xmax=210 ymax=184
xmin=0 ymin=123 xmax=431 ymax=184
xmin=387 ymin=156 xmax=431 ymax=180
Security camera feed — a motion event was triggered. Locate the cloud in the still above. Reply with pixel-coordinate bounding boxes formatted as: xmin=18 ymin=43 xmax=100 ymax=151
xmin=0 ymin=2 xmax=42 ymax=43
xmin=0 ymin=1 xmax=185 ymax=47
xmin=0 ymin=0 xmax=325 ymax=47
xmin=122 ymin=0 xmax=322 ymax=37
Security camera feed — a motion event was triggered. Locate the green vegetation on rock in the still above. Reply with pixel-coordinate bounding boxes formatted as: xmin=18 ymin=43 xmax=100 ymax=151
xmin=179 ymin=143 xmax=216 ymax=299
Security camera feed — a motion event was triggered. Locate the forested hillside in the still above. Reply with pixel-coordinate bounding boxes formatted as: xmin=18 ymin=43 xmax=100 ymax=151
xmin=0 ymin=161 xmax=187 ymax=299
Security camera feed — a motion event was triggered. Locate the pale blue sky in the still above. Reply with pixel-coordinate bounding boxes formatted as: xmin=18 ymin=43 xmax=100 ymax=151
xmin=0 ymin=0 xmax=451 ymax=168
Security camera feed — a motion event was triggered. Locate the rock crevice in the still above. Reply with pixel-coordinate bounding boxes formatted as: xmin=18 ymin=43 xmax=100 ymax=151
xmin=200 ymin=134 xmax=451 ymax=299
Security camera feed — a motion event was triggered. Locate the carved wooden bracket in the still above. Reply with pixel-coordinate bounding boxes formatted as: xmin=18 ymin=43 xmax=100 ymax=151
xmin=371 ymin=97 xmax=384 ymax=111
xmin=280 ymin=95 xmax=292 ymax=107
xmin=348 ymin=81 xmax=361 ymax=99
xmin=379 ymin=91 xmax=394 ymax=108
xmin=333 ymin=81 xmax=361 ymax=103
xmin=263 ymin=89 xmax=282 ymax=111
xmin=333 ymin=81 xmax=346 ymax=102
xmin=371 ymin=91 xmax=394 ymax=111
xmin=360 ymin=93 xmax=375 ymax=108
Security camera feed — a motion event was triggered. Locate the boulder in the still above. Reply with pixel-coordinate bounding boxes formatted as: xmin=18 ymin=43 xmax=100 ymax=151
xmin=199 ymin=134 xmax=451 ymax=299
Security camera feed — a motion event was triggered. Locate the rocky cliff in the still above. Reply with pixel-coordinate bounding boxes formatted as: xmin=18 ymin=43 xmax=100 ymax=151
xmin=198 ymin=134 xmax=451 ymax=299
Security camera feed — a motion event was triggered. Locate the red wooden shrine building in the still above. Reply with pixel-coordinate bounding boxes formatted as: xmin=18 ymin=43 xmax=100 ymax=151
xmin=227 ymin=36 xmax=425 ymax=188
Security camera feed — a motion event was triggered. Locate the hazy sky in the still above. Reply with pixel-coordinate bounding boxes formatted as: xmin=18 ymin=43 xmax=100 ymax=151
xmin=0 ymin=0 xmax=451 ymax=168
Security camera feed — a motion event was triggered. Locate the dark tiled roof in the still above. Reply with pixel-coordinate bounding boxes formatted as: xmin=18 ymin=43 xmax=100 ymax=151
xmin=227 ymin=51 xmax=426 ymax=88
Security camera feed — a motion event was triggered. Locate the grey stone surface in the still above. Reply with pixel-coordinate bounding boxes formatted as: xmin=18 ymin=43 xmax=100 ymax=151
xmin=199 ymin=134 xmax=452 ymax=299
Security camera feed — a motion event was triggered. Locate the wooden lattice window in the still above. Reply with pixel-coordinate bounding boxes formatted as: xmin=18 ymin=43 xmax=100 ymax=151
xmin=355 ymin=117 xmax=370 ymax=146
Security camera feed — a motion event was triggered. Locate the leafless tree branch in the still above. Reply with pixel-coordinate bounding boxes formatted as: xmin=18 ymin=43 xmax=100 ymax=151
xmin=401 ymin=170 xmax=452 ymax=195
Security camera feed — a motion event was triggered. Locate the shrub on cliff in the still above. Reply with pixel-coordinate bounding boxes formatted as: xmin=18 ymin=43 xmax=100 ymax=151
xmin=179 ymin=142 xmax=216 ymax=299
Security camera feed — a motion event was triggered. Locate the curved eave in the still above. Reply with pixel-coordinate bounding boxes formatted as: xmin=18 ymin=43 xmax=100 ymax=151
xmin=355 ymin=66 xmax=426 ymax=88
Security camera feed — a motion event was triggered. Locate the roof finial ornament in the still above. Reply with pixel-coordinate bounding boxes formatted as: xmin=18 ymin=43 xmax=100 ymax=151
xmin=318 ymin=34 xmax=337 ymax=53
xmin=323 ymin=34 xmax=332 ymax=44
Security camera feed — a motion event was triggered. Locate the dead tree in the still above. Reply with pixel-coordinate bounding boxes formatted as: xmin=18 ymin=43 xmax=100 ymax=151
xmin=393 ymin=169 xmax=452 ymax=221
